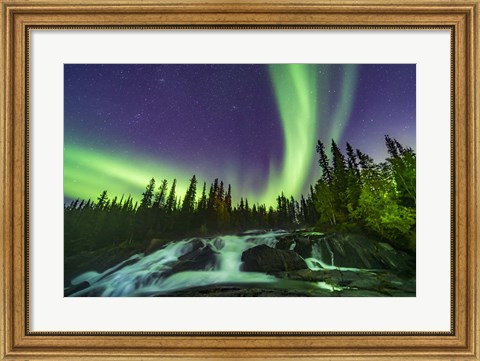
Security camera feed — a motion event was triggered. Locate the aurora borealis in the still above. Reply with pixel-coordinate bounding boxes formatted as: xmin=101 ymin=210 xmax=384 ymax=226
xmin=64 ymin=64 xmax=415 ymax=206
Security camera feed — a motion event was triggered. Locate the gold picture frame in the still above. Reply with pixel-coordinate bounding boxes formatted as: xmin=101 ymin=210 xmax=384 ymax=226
xmin=1 ymin=0 xmax=478 ymax=359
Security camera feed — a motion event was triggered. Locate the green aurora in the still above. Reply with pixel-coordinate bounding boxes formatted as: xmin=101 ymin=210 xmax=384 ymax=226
xmin=64 ymin=64 xmax=359 ymax=207
xmin=64 ymin=144 xmax=194 ymax=205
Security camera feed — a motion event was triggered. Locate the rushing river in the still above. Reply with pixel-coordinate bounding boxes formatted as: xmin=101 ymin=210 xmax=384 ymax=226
xmin=67 ymin=230 xmax=368 ymax=297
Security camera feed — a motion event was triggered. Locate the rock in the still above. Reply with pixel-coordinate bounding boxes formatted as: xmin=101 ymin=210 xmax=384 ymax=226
xmin=158 ymin=286 xmax=333 ymax=297
xmin=303 ymin=231 xmax=325 ymax=237
xmin=332 ymin=289 xmax=389 ymax=297
xmin=212 ymin=237 xmax=225 ymax=251
xmin=274 ymin=269 xmax=328 ymax=282
xmin=180 ymin=238 xmax=204 ymax=255
xmin=164 ymin=243 xmax=218 ymax=277
xmin=276 ymin=268 xmax=375 ymax=287
xmin=241 ymin=245 xmax=307 ymax=273
xmin=275 ymin=235 xmax=312 ymax=257
xmin=275 ymin=236 xmax=295 ymax=251
xmin=305 ymin=233 xmax=415 ymax=273
xmin=292 ymin=237 xmax=313 ymax=258
xmin=142 ymin=271 xmax=164 ymax=285
xmin=145 ymin=238 xmax=172 ymax=255
xmin=274 ymin=266 xmax=416 ymax=296
xmin=348 ymin=277 xmax=383 ymax=290
xmin=329 ymin=236 xmax=383 ymax=269
xmin=237 ymin=229 xmax=268 ymax=236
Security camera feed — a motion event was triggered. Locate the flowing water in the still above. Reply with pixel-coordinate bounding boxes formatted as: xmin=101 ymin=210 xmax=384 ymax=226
xmin=67 ymin=230 xmax=358 ymax=297
xmin=304 ymin=242 xmax=361 ymax=272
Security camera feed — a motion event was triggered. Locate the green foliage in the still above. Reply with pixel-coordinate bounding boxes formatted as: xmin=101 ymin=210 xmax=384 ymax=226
xmin=353 ymin=163 xmax=415 ymax=251
xmin=314 ymin=136 xmax=416 ymax=252
xmin=314 ymin=179 xmax=337 ymax=226
xmin=385 ymin=135 xmax=416 ymax=208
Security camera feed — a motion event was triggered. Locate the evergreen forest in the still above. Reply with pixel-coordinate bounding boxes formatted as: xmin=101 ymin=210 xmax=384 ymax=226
xmin=65 ymin=135 xmax=416 ymax=259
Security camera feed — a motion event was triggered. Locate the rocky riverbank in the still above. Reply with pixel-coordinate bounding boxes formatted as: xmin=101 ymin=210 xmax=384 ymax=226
xmin=65 ymin=229 xmax=415 ymax=297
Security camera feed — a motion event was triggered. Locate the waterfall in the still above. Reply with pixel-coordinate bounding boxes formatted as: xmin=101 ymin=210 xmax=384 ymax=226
xmin=325 ymin=241 xmax=335 ymax=266
xmin=304 ymin=239 xmax=360 ymax=272
xmin=68 ymin=230 xmax=303 ymax=297
xmin=217 ymin=232 xmax=280 ymax=272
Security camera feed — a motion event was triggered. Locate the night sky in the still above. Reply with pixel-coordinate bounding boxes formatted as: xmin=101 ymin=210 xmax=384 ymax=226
xmin=64 ymin=64 xmax=415 ymax=206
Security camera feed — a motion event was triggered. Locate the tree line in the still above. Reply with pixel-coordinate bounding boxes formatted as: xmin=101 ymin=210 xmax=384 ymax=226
xmin=65 ymin=135 xmax=415 ymax=256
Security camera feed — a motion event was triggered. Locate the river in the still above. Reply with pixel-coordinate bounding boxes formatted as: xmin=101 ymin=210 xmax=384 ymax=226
xmin=66 ymin=229 xmax=415 ymax=297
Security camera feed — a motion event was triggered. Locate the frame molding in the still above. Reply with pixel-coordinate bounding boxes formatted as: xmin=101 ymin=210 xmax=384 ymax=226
xmin=1 ymin=0 xmax=478 ymax=359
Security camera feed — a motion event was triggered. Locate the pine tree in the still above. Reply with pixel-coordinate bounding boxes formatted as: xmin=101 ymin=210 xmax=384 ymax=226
xmin=153 ymin=179 xmax=168 ymax=208
xmin=385 ymin=135 xmax=416 ymax=207
xmin=345 ymin=142 xmax=362 ymax=214
xmin=198 ymin=182 xmax=207 ymax=212
xmin=346 ymin=142 xmax=360 ymax=179
xmin=181 ymin=175 xmax=198 ymax=214
xmin=96 ymin=190 xmax=108 ymax=210
xmin=225 ymin=184 xmax=232 ymax=213
xmin=331 ymin=140 xmax=347 ymax=186
xmin=316 ymin=140 xmax=332 ymax=182
xmin=219 ymin=181 xmax=225 ymax=202
xmin=140 ymin=178 xmax=155 ymax=209
xmin=165 ymin=179 xmax=177 ymax=213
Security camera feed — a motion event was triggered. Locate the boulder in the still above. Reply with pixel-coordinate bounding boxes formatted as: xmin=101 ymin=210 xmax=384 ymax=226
xmin=275 ymin=235 xmax=313 ymax=256
xmin=164 ymin=243 xmax=218 ymax=277
xmin=292 ymin=237 xmax=313 ymax=258
xmin=241 ymin=245 xmax=307 ymax=273
xmin=179 ymin=238 xmax=204 ymax=255
xmin=211 ymin=237 xmax=225 ymax=251
xmin=275 ymin=236 xmax=295 ymax=251
xmin=305 ymin=233 xmax=415 ymax=273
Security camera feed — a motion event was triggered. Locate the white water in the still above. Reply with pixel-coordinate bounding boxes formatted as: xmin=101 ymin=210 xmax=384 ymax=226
xmin=68 ymin=230 xmax=351 ymax=297
xmin=304 ymin=242 xmax=361 ymax=272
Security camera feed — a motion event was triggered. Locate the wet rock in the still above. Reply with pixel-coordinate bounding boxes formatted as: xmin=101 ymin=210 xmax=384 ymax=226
xmin=332 ymin=289 xmax=389 ymax=297
xmin=274 ymin=236 xmax=295 ymax=251
xmin=180 ymin=238 xmax=204 ymax=255
xmin=241 ymin=245 xmax=307 ymax=273
xmin=273 ymin=269 xmax=327 ymax=282
xmin=275 ymin=268 xmax=371 ymax=285
xmin=273 ymin=266 xmax=416 ymax=296
xmin=143 ymin=271 xmax=164 ymax=285
xmin=305 ymin=233 xmax=415 ymax=273
xmin=275 ymin=234 xmax=312 ymax=256
xmin=164 ymin=244 xmax=218 ymax=277
xmin=292 ymin=237 xmax=313 ymax=258
xmin=348 ymin=277 xmax=383 ymax=290
xmin=159 ymin=286 xmax=333 ymax=297
xmin=302 ymin=231 xmax=325 ymax=238
xmin=212 ymin=237 xmax=225 ymax=251
xmin=237 ymin=229 xmax=268 ymax=236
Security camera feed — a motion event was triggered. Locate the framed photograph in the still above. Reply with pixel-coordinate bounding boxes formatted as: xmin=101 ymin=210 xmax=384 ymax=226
xmin=1 ymin=0 xmax=478 ymax=360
